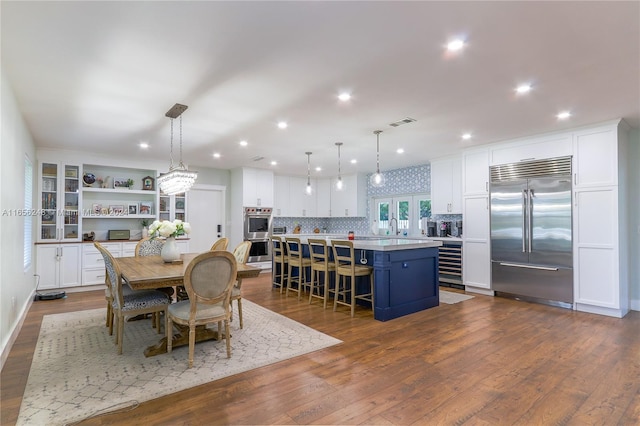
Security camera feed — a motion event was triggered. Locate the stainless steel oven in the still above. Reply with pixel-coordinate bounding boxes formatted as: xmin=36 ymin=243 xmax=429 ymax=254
xmin=244 ymin=207 xmax=272 ymax=262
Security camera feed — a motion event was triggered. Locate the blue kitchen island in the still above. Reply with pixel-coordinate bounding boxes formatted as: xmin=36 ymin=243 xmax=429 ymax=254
xmin=280 ymin=235 xmax=442 ymax=321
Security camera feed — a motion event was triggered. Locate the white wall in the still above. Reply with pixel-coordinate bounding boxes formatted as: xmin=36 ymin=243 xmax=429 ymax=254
xmin=1 ymin=70 xmax=37 ymax=368
xmin=629 ymin=128 xmax=640 ymax=311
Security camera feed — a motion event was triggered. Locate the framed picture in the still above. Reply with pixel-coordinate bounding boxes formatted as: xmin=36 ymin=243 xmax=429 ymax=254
xmin=109 ymin=205 xmax=125 ymax=215
xmin=92 ymin=203 xmax=102 ymax=215
xmin=128 ymin=204 xmax=138 ymax=215
xmin=100 ymin=207 xmax=109 ymax=215
xmin=65 ymin=168 xmax=78 ymax=178
xmin=139 ymin=201 xmax=153 ymax=215
xmin=113 ymin=177 xmax=128 ymax=188
xmin=142 ymin=176 xmax=155 ymax=191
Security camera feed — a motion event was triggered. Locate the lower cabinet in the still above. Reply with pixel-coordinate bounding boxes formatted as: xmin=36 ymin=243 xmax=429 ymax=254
xmin=35 ymin=244 xmax=82 ymax=290
xmin=82 ymin=241 xmax=138 ymax=285
xmin=462 ymin=195 xmax=491 ymax=291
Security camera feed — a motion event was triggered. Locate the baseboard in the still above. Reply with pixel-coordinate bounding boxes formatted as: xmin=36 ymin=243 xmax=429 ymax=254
xmin=1 ymin=289 xmax=35 ymax=371
xmin=464 ymin=286 xmax=494 ymax=296
xmin=631 ymin=298 xmax=640 ymax=312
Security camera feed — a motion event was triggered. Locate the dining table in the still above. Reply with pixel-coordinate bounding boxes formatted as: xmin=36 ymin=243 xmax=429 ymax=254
xmin=117 ymin=252 xmax=261 ymax=357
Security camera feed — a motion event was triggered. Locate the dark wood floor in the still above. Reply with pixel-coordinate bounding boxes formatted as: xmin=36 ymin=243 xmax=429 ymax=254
xmin=2 ymin=273 xmax=640 ymax=425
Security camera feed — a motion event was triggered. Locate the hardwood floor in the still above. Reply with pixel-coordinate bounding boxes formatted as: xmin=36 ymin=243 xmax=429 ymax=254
xmin=2 ymin=273 xmax=639 ymax=425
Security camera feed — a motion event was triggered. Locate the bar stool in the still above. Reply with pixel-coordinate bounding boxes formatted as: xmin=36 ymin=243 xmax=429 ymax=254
xmin=331 ymin=240 xmax=374 ymax=317
xmin=308 ymin=238 xmax=336 ymax=308
xmin=271 ymin=236 xmax=288 ymax=293
xmin=285 ymin=237 xmax=312 ymax=300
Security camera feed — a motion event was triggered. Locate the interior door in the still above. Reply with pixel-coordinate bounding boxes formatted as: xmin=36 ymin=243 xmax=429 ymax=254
xmin=187 ymin=185 xmax=225 ymax=253
xmin=490 ymin=179 xmax=528 ymax=264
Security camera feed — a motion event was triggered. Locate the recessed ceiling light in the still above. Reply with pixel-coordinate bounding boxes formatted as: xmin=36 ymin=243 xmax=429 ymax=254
xmin=270 ymin=161 xmax=277 ymax=166
xmin=350 ymin=159 xmax=357 ymax=164
xmin=396 ymin=148 xmax=405 ymax=154
xmin=338 ymin=92 xmax=351 ymax=102
xmin=139 ymin=142 xmax=149 ymax=149
xmin=516 ymin=84 xmax=532 ymax=94
xmin=462 ymin=133 xmax=472 ymax=140
xmin=277 ymin=121 xmax=288 ymax=129
xmin=213 ymin=152 xmax=221 ymax=158
xmin=239 ymin=140 xmax=248 ymax=146
xmin=447 ymin=39 xmax=465 ymax=52
xmin=557 ymin=111 xmax=571 ymax=120
xmin=315 ymin=166 xmax=322 ymax=172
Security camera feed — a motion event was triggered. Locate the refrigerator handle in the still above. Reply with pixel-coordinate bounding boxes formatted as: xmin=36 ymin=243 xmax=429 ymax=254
xmin=527 ymin=189 xmax=533 ymax=253
xmin=522 ymin=189 xmax=527 ymax=253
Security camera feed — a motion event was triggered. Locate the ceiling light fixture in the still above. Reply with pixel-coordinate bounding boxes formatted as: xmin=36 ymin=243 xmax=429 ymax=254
xmin=516 ymin=84 xmax=532 ymax=94
xmin=305 ymin=152 xmax=313 ymax=195
xmin=462 ymin=133 xmax=472 ymax=140
xmin=447 ymin=39 xmax=465 ymax=52
xmin=338 ymin=92 xmax=351 ymax=102
xmin=370 ymin=130 xmax=385 ymax=187
xmin=139 ymin=142 xmax=149 ymax=149
xmin=396 ymin=148 xmax=405 ymax=154
xmin=557 ymin=111 xmax=571 ymax=120
xmin=335 ymin=142 xmax=344 ymax=191
xmin=270 ymin=160 xmax=277 ymax=166
xmin=213 ymin=153 xmax=221 ymax=158
xmin=239 ymin=140 xmax=248 ymax=146
xmin=157 ymin=103 xmax=198 ymax=196
xmin=278 ymin=121 xmax=288 ymax=129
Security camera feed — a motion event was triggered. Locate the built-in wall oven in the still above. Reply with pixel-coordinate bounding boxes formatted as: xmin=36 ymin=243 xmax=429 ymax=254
xmin=243 ymin=207 xmax=272 ymax=262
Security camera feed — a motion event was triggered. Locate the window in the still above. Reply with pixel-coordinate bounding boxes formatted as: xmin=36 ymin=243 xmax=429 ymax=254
xmin=24 ymin=155 xmax=33 ymax=269
xmin=371 ymin=194 xmax=430 ymax=236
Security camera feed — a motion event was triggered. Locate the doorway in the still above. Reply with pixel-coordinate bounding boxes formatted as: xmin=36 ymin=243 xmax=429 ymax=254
xmin=187 ymin=184 xmax=226 ymax=253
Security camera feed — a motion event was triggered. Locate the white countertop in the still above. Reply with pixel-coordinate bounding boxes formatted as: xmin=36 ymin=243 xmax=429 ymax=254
xmin=279 ymin=234 xmax=442 ymax=251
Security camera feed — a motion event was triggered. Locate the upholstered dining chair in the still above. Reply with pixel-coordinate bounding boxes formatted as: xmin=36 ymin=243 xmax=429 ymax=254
xmin=94 ymin=242 xmax=171 ymax=354
xmin=167 ymin=250 xmax=237 ymax=368
xmin=271 ymin=236 xmax=288 ymax=293
xmin=135 ymin=236 xmax=165 ymax=257
xmin=307 ymin=238 xmax=336 ymax=308
xmin=285 ymin=237 xmax=312 ymax=300
xmin=331 ymin=240 xmax=374 ymax=317
xmin=230 ymin=240 xmax=251 ymax=329
xmin=210 ymin=237 xmax=229 ymax=251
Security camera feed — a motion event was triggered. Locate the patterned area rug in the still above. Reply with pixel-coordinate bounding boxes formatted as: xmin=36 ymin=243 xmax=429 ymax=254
xmin=17 ymin=301 xmax=341 ymax=426
xmin=440 ymin=290 xmax=474 ymax=304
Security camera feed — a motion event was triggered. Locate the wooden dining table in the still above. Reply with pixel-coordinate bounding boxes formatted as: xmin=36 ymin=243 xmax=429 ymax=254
xmin=117 ymin=253 xmax=261 ymax=357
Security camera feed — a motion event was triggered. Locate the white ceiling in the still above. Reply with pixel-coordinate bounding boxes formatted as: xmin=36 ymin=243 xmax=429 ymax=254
xmin=2 ymin=1 xmax=639 ymax=177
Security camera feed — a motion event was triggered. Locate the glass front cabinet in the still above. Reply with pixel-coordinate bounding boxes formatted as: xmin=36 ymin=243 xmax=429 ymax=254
xmin=38 ymin=162 xmax=81 ymax=242
xmin=159 ymin=192 xmax=187 ymax=222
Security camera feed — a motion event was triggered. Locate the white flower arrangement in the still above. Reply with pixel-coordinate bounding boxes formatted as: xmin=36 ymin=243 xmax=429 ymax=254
xmin=148 ymin=219 xmax=191 ymax=239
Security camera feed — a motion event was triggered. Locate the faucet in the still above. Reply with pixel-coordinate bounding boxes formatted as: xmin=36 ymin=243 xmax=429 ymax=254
xmin=389 ymin=217 xmax=399 ymax=235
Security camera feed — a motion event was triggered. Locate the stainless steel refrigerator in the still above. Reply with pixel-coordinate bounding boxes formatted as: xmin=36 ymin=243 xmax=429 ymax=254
xmin=490 ymin=156 xmax=573 ymax=308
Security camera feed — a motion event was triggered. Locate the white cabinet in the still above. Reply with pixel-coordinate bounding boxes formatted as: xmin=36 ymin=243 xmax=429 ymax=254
xmin=330 ymin=174 xmax=367 ymax=217
xmin=273 ymin=175 xmax=290 ymax=217
xmin=489 ymin=133 xmax=572 ymax=166
xmin=288 ymin=177 xmax=317 ymax=217
xmin=38 ymin=162 xmax=81 ymax=242
xmin=159 ymin=192 xmax=187 ymax=222
xmin=462 ymin=195 xmax=491 ymax=290
xmin=431 ymin=157 xmax=462 ymax=214
xmin=462 ymin=149 xmax=489 ymax=196
xmin=316 ymin=178 xmax=332 ymax=217
xmin=35 ymin=243 xmax=82 ymax=289
xmin=241 ymin=168 xmax=274 ymax=207
xmin=572 ymin=120 xmax=629 ymax=317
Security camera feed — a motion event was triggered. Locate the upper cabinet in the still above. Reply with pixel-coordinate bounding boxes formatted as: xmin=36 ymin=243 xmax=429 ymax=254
xmin=330 ymin=174 xmax=367 ymax=217
xmin=241 ymin=168 xmax=274 ymax=207
xmin=462 ymin=149 xmax=489 ymax=196
xmin=38 ymin=162 xmax=81 ymax=242
xmin=573 ymin=126 xmax=618 ymax=188
xmin=159 ymin=192 xmax=187 ymax=222
xmin=431 ymin=157 xmax=462 ymax=214
xmin=273 ymin=175 xmax=290 ymax=217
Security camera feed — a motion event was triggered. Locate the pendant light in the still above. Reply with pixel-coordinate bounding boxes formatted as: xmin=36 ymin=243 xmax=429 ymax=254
xmin=157 ymin=103 xmax=198 ymax=196
xmin=335 ymin=142 xmax=344 ymax=191
xmin=305 ymin=151 xmax=313 ymax=195
xmin=370 ymin=130 xmax=385 ymax=187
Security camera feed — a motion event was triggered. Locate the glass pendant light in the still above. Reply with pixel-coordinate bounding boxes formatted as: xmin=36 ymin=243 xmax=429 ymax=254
xmin=370 ymin=130 xmax=385 ymax=187
xmin=305 ymin=151 xmax=313 ymax=195
xmin=157 ymin=103 xmax=198 ymax=195
xmin=335 ymin=142 xmax=344 ymax=191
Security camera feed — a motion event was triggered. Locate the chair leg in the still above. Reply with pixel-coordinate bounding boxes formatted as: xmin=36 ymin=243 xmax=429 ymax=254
xmin=166 ymin=316 xmax=173 ymax=353
xmin=308 ymin=269 xmax=317 ymax=304
xmin=225 ymin=319 xmax=231 ymax=358
xmin=117 ymin=313 xmax=124 ymax=354
xmin=237 ymin=298 xmax=243 ymax=329
xmin=188 ymin=325 xmax=196 ymax=368
xmin=351 ymin=276 xmax=356 ymax=317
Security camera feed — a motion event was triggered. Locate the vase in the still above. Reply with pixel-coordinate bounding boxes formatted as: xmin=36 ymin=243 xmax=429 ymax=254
xmin=161 ymin=237 xmax=180 ymax=263
xmin=142 ymin=227 xmax=149 ymax=238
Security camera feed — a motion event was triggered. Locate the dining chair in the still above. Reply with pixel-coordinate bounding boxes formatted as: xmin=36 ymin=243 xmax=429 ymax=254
xmin=307 ymin=238 xmax=336 ymax=308
xmin=230 ymin=240 xmax=251 ymax=329
xmin=210 ymin=237 xmax=229 ymax=251
xmin=167 ymin=250 xmax=237 ymax=368
xmin=285 ymin=237 xmax=312 ymax=300
xmin=331 ymin=240 xmax=374 ymax=317
xmin=94 ymin=242 xmax=171 ymax=354
xmin=271 ymin=236 xmax=288 ymax=293
xmin=135 ymin=236 xmax=165 ymax=257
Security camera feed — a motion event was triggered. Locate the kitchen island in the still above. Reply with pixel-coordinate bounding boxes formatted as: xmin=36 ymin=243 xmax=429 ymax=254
xmin=280 ymin=235 xmax=442 ymax=321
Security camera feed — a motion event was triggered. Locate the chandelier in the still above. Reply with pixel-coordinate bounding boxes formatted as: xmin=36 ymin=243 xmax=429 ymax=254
xmin=157 ymin=103 xmax=198 ymax=195
xmin=370 ymin=130 xmax=385 ymax=187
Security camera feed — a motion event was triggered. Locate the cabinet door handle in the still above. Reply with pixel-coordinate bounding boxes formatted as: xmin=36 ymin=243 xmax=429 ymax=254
xmin=257 ymin=198 xmax=261 ymax=206
xmin=486 ymin=182 xmax=489 ymax=192
xmin=345 ymin=209 xmax=348 ymax=216
xmin=574 ymin=173 xmax=577 ymax=185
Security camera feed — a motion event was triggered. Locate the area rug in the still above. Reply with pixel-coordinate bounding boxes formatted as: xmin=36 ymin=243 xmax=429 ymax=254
xmin=17 ymin=300 xmax=341 ymax=426
xmin=440 ymin=290 xmax=474 ymax=304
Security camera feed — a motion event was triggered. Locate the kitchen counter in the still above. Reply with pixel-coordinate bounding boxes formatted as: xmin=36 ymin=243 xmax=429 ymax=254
xmin=279 ymin=233 xmax=440 ymax=321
